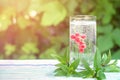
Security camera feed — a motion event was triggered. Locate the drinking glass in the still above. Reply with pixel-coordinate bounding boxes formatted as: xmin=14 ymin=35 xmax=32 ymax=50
xmin=70 ymin=15 xmax=96 ymax=66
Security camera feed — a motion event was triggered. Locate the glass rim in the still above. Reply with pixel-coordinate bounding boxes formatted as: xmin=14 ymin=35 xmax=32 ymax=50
xmin=70 ymin=15 xmax=96 ymax=20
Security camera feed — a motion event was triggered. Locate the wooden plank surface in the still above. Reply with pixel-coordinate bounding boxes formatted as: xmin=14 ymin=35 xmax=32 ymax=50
xmin=0 ymin=60 xmax=120 ymax=80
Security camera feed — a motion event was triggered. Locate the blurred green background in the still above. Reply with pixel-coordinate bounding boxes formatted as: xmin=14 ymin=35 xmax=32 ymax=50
xmin=0 ymin=0 xmax=120 ymax=59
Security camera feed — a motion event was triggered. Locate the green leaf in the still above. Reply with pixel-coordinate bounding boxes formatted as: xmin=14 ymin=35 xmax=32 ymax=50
xmin=112 ymin=50 xmax=120 ymax=59
xmin=101 ymin=53 xmax=108 ymax=65
xmin=54 ymin=48 xmax=120 ymax=79
xmin=28 ymin=0 xmax=43 ymax=13
xmin=105 ymin=50 xmax=111 ymax=64
xmin=41 ymin=1 xmax=67 ymax=26
xmin=0 ymin=14 xmax=11 ymax=31
xmin=79 ymin=70 xmax=93 ymax=78
xmin=40 ymin=48 xmax=57 ymax=59
xmin=104 ymin=60 xmax=120 ymax=72
xmin=28 ymin=54 xmax=36 ymax=59
xmin=109 ymin=60 xmax=117 ymax=65
xmin=101 ymin=50 xmax=111 ymax=65
xmin=112 ymin=28 xmax=120 ymax=47
xmin=71 ymin=71 xmax=83 ymax=77
xmin=4 ymin=44 xmax=16 ymax=56
xmin=102 ymin=14 xmax=112 ymax=24
xmin=19 ymin=54 xmax=29 ymax=59
xmin=97 ymin=35 xmax=114 ymax=52
xmin=97 ymin=70 xmax=106 ymax=80
xmin=51 ymin=54 xmax=66 ymax=64
xmin=56 ymin=63 xmax=68 ymax=73
xmin=0 ymin=54 xmax=3 ymax=59
xmin=55 ymin=69 xmax=66 ymax=76
xmin=104 ymin=65 xmax=120 ymax=72
xmin=97 ymin=24 xmax=113 ymax=34
xmin=21 ymin=42 xmax=39 ymax=54
xmin=54 ymin=68 xmax=61 ymax=73
xmin=70 ymin=58 xmax=80 ymax=70
xmin=64 ymin=47 xmax=70 ymax=65
xmin=66 ymin=0 xmax=78 ymax=15
xmin=17 ymin=16 xmax=30 ymax=29
xmin=82 ymin=58 xmax=93 ymax=73
xmin=51 ymin=47 xmax=69 ymax=65
xmin=94 ymin=49 xmax=102 ymax=70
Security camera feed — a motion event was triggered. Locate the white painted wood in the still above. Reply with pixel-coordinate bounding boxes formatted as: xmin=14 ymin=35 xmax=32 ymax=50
xmin=0 ymin=60 xmax=120 ymax=80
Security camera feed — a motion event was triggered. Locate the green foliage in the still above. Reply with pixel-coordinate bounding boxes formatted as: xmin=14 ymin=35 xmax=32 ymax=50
xmin=28 ymin=0 xmax=43 ymax=13
xmin=4 ymin=44 xmax=16 ymax=56
xmin=112 ymin=28 xmax=120 ymax=46
xmin=94 ymin=49 xmax=102 ymax=71
xmin=101 ymin=50 xmax=111 ymax=65
xmin=88 ymin=0 xmax=120 ymax=58
xmin=17 ymin=16 xmax=30 ymax=29
xmin=0 ymin=54 xmax=4 ymax=59
xmin=112 ymin=50 xmax=120 ymax=59
xmin=65 ymin=0 xmax=79 ymax=15
xmin=21 ymin=42 xmax=39 ymax=54
xmin=41 ymin=1 xmax=67 ymax=26
xmin=19 ymin=54 xmax=36 ymax=59
xmin=69 ymin=0 xmax=120 ymax=58
xmin=0 ymin=0 xmax=120 ymax=59
xmin=54 ymin=49 xmax=120 ymax=80
xmin=0 ymin=15 xmax=11 ymax=31
xmin=40 ymin=48 xmax=57 ymax=59
xmin=98 ymin=35 xmax=114 ymax=52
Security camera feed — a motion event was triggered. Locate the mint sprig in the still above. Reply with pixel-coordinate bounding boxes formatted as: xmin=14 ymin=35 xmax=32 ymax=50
xmin=54 ymin=53 xmax=80 ymax=76
xmin=93 ymin=49 xmax=106 ymax=80
xmin=54 ymin=49 xmax=120 ymax=80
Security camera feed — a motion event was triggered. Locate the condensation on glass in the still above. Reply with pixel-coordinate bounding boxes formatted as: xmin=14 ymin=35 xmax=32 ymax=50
xmin=70 ymin=15 xmax=96 ymax=65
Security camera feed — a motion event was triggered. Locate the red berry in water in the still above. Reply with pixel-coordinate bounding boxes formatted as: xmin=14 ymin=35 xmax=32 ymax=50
xmin=81 ymin=34 xmax=86 ymax=39
xmin=75 ymin=33 xmax=80 ymax=37
xmin=71 ymin=35 xmax=76 ymax=39
xmin=79 ymin=48 xmax=84 ymax=53
xmin=79 ymin=41 xmax=84 ymax=45
xmin=75 ymin=37 xmax=80 ymax=43
xmin=79 ymin=44 xmax=86 ymax=49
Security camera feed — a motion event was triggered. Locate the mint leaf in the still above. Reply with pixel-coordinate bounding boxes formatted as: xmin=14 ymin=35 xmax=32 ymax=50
xmin=54 ymin=68 xmax=61 ymax=73
xmin=82 ymin=58 xmax=93 ymax=73
xmin=51 ymin=48 xmax=69 ymax=65
xmin=55 ymin=69 xmax=67 ymax=76
xmin=56 ymin=63 xmax=68 ymax=73
xmin=54 ymin=49 xmax=120 ymax=80
xmin=94 ymin=49 xmax=102 ymax=70
xmin=79 ymin=70 xmax=93 ymax=78
xmin=104 ymin=65 xmax=120 ymax=72
xmin=51 ymin=54 xmax=66 ymax=64
xmin=63 ymin=47 xmax=70 ymax=65
xmin=101 ymin=53 xmax=108 ymax=66
xmin=70 ymin=58 xmax=80 ymax=71
xmin=105 ymin=50 xmax=111 ymax=64
xmin=97 ymin=70 xmax=106 ymax=80
xmin=109 ymin=60 xmax=117 ymax=65
xmin=101 ymin=50 xmax=111 ymax=66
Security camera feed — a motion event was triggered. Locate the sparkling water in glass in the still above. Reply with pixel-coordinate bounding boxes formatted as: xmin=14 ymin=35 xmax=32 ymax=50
xmin=70 ymin=15 xmax=96 ymax=66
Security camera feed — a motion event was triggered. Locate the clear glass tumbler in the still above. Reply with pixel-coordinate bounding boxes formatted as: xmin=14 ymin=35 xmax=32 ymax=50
xmin=70 ymin=15 xmax=96 ymax=66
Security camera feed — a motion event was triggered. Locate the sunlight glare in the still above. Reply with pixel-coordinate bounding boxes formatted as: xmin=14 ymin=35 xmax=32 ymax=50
xmin=29 ymin=10 xmax=37 ymax=18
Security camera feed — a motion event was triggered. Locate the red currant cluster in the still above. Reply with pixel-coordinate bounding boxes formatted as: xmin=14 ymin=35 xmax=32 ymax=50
xmin=71 ymin=33 xmax=87 ymax=53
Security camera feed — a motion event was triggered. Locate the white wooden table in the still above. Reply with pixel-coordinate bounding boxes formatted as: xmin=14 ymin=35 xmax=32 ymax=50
xmin=0 ymin=60 xmax=120 ymax=80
